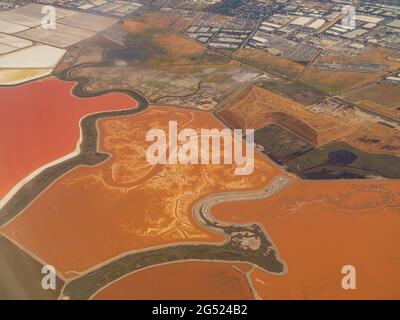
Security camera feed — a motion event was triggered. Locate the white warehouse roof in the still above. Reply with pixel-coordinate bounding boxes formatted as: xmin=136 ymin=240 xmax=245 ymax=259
xmin=307 ymin=19 xmax=326 ymax=29
xmin=290 ymin=16 xmax=314 ymax=26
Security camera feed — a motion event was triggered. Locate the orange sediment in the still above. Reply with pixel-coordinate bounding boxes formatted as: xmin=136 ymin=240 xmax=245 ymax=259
xmin=93 ymin=261 xmax=254 ymax=300
xmin=1 ymin=106 xmax=283 ymax=276
xmin=212 ymin=180 xmax=400 ymax=299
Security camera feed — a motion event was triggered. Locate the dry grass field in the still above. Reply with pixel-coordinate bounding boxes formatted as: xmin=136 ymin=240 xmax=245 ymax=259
xmin=235 ymin=48 xmax=305 ymax=79
xmin=319 ymin=47 xmax=399 ymax=70
xmin=341 ymin=120 xmax=400 ymax=156
xmin=138 ymin=11 xmax=199 ymax=33
xmin=300 ymin=47 xmax=399 ymax=95
xmin=299 ymin=68 xmax=380 ymax=95
xmin=344 ymin=84 xmax=400 ymax=120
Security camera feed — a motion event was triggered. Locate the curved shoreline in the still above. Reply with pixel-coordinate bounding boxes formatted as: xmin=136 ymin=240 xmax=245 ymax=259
xmin=61 ymin=176 xmax=291 ymax=300
xmin=1 ymin=60 xmax=290 ymax=300
xmin=0 ymin=79 xmax=149 ymax=226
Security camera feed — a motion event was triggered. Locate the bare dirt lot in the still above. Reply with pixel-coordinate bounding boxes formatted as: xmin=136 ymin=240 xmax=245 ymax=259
xmin=217 ymin=85 xmax=353 ymax=146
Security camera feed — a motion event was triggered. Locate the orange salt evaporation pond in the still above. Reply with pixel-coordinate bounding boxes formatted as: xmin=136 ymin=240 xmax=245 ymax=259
xmin=93 ymin=261 xmax=254 ymax=300
xmin=212 ymin=180 xmax=400 ymax=299
xmin=0 ymin=77 xmax=137 ymax=199
xmin=1 ymin=106 xmax=283 ymax=277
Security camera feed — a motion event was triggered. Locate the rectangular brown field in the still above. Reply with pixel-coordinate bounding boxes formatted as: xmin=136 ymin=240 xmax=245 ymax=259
xmin=11 ymin=3 xmax=78 ymax=19
xmin=18 ymin=25 xmax=96 ymax=48
xmin=0 ymin=12 xmax=42 ymax=27
xmin=0 ymin=20 xmax=29 ymax=34
xmin=0 ymin=33 xmax=32 ymax=49
xmin=58 ymin=12 xmax=118 ymax=32
xmin=0 ymin=43 xmax=15 ymax=54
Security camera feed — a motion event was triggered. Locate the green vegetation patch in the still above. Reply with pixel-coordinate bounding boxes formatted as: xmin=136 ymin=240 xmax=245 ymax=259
xmin=109 ymin=29 xmax=167 ymax=64
xmin=287 ymin=141 xmax=400 ymax=179
xmin=255 ymin=124 xmax=314 ymax=165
